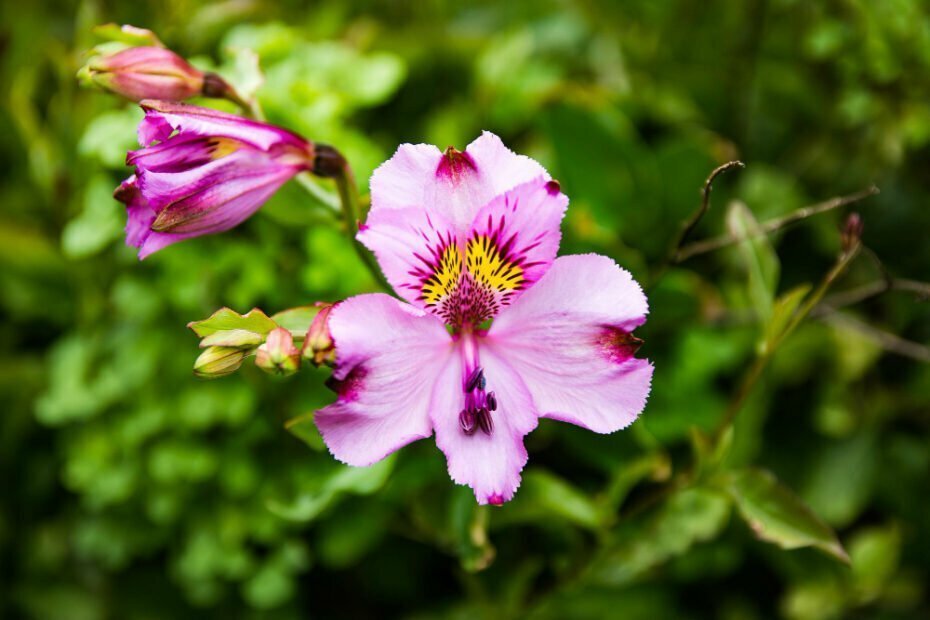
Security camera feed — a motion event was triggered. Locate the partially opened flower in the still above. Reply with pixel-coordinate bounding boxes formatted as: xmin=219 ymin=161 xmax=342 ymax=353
xmin=314 ymin=133 xmax=653 ymax=504
xmin=116 ymin=100 xmax=319 ymax=258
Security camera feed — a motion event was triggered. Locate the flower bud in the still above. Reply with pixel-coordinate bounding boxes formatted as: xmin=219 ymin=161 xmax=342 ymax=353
xmin=255 ymin=328 xmax=301 ymax=376
xmin=841 ymin=212 xmax=864 ymax=253
xmin=302 ymin=303 xmax=337 ymax=367
xmin=194 ymin=346 xmax=248 ymax=378
xmin=79 ymin=46 xmax=205 ymax=102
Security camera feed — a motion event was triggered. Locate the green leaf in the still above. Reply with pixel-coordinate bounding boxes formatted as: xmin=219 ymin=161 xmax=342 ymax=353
xmin=724 ymin=467 xmax=849 ymax=563
xmin=188 ymin=307 xmax=277 ymax=338
xmin=78 ymin=108 xmax=144 ymax=169
xmin=587 ymin=487 xmax=731 ymax=585
xmin=450 ymin=489 xmax=495 ymax=572
xmin=726 ymin=200 xmax=779 ymax=324
xmin=217 ymin=46 xmax=264 ymax=103
xmin=284 ymin=412 xmax=324 ymax=451
xmin=267 ymin=456 xmax=396 ymax=522
xmin=762 ymin=284 xmax=812 ymax=353
xmin=61 ymin=175 xmax=124 ymax=258
xmin=498 ymin=469 xmax=606 ymax=531
xmin=270 ymin=305 xmax=320 ymax=337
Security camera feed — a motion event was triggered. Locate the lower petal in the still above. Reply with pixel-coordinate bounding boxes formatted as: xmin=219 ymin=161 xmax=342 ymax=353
xmin=487 ymin=254 xmax=653 ymax=434
xmin=430 ymin=344 xmax=538 ymax=504
xmin=314 ymin=294 xmax=453 ymax=467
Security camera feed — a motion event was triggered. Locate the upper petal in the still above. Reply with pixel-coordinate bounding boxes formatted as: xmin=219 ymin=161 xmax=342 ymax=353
xmin=463 ymin=177 xmax=568 ymax=314
xmin=429 ymin=344 xmax=538 ymax=504
xmin=368 ymin=131 xmax=550 ymax=235
xmin=486 ymin=254 xmax=652 ymax=434
xmin=357 ymin=205 xmax=459 ymax=309
xmin=137 ymin=100 xmax=311 ymax=152
xmin=314 ymin=294 xmax=454 ymax=467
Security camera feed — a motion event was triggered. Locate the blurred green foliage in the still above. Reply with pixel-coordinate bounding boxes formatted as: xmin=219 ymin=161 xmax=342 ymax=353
xmin=2 ymin=0 xmax=930 ymax=618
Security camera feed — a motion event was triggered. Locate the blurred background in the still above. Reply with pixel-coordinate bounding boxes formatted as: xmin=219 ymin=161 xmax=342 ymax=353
xmin=2 ymin=0 xmax=930 ymax=618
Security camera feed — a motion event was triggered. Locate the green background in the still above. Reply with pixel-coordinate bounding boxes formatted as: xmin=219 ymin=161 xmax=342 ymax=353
xmin=2 ymin=0 xmax=929 ymax=618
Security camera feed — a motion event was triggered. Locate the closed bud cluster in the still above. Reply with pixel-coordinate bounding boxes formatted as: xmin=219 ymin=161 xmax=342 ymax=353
xmin=302 ymin=303 xmax=337 ymax=367
xmin=255 ymin=328 xmax=302 ymax=376
xmin=193 ymin=346 xmax=249 ymax=379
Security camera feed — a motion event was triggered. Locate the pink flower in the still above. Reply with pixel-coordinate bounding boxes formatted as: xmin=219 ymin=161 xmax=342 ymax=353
xmin=315 ymin=132 xmax=653 ymax=504
xmin=116 ymin=100 xmax=317 ymax=259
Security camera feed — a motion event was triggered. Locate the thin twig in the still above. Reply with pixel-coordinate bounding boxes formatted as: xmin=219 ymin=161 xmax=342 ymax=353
xmin=815 ymin=277 xmax=930 ymax=315
xmin=818 ymin=312 xmax=930 ymax=363
xmin=676 ymin=185 xmax=879 ymax=262
xmin=649 ymin=160 xmax=744 ymax=287
xmin=678 ymin=161 xmax=746 ymax=250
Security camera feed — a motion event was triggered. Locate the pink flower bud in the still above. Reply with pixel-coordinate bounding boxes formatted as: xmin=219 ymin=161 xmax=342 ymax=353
xmin=841 ymin=212 xmax=864 ymax=253
xmin=81 ymin=46 xmax=205 ymax=102
xmin=302 ymin=303 xmax=337 ymax=367
xmin=255 ymin=328 xmax=301 ymax=376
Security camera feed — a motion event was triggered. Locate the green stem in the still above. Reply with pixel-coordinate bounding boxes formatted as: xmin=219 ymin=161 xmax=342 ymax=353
xmin=332 ymin=162 xmax=393 ymax=293
xmin=295 ymin=173 xmax=340 ymax=213
xmin=711 ymin=243 xmax=861 ymax=443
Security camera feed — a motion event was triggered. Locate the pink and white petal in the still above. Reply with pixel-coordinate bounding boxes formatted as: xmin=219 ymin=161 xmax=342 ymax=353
xmin=136 ymin=229 xmax=201 ymax=259
xmin=466 ymin=177 xmax=568 ymax=309
xmin=146 ymin=166 xmax=296 ymax=235
xmin=138 ymin=100 xmax=309 ymax=151
xmin=368 ymin=132 xmax=551 ymax=236
xmin=357 ymin=206 xmax=460 ymax=309
xmin=465 ymin=131 xmax=549 ymax=197
xmin=430 ymin=346 xmax=538 ymax=505
xmin=368 ymin=142 xmax=443 ymax=212
xmin=314 ymin=294 xmax=454 ymax=467
xmin=486 ymin=254 xmax=652 ymax=434
xmin=135 ymin=147 xmax=289 ymax=212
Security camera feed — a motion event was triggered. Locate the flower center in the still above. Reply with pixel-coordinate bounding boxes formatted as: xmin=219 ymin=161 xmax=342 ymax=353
xmin=457 ymin=333 xmax=496 ymax=436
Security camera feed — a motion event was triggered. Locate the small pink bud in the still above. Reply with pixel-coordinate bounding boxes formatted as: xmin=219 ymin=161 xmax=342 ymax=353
xmin=302 ymin=303 xmax=337 ymax=367
xmin=80 ymin=46 xmax=205 ymax=102
xmin=255 ymin=328 xmax=301 ymax=376
xmin=841 ymin=212 xmax=864 ymax=253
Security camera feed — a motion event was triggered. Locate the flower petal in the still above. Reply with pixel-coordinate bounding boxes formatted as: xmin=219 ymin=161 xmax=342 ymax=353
xmin=464 ymin=177 xmax=567 ymax=312
xmin=430 ymin=345 xmax=538 ymax=505
xmin=369 ymin=142 xmax=443 ymax=211
xmin=368 ymin=131 xmax=549 ymax=234
xmin=486 ymin=254 xmax=652 ymax=434
xmin=137 ymin=100 xmax=310 ymax=152
xmin=314 ymin=294 xmax=453 ymax=467
xmin=357 ymin=205 xmax=459 ymax=309
xmin=465 ymin=131 xmax=548 ymax=199
xmin=145 ymin=163 xmax=296 ymax=235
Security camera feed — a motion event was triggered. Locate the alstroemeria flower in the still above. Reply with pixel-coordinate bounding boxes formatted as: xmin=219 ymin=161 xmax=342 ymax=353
xmin=315 ymin=132 xmax=653 ymax=504
xmin=116 ymin=100 xmax=316 ymax=258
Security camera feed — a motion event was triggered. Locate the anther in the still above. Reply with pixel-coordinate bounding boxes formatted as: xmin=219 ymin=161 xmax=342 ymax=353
xmin=476 ymin=408 xmax=493 ymax=435
xmin=459 ymin=409 xmax=477 ymax=435
xmin=465 ymin=368 xmax=484 ymax=393
xmin=486 ymin=391 xmax=497 ymax=411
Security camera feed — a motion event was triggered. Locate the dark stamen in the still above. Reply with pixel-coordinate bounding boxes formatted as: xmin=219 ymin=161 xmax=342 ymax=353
xmin=486 ymin=391 xmax=497 ymax=411
xmin=465 ymin=368 xmax=484 ymax=393
xmin=459 ymin=409 xmax=476 ymax=435
xmin=476 ymin=408 xmax=493 ymax=435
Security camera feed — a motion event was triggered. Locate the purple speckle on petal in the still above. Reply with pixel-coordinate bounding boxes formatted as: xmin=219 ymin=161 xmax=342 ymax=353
xmin=486 ymin=493 xmax=505 ymax=506
xmin=326 ymin=365 xmax=367 ymax=402
xmin=597 ymin=326 xmax=644 ymax=364
xmin=436 ymin=146 xmax=476 ymax=183
xmin=545 ymin=180 xmax=561 ymax=195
